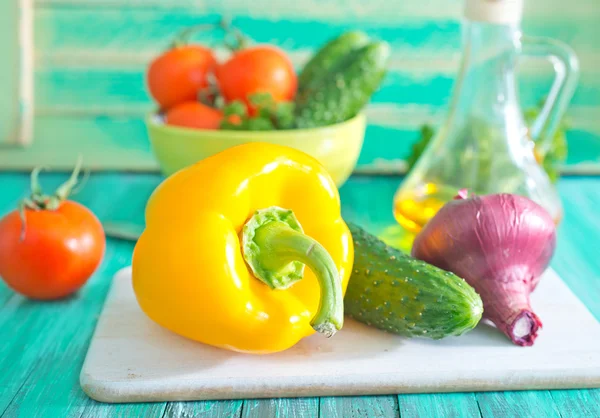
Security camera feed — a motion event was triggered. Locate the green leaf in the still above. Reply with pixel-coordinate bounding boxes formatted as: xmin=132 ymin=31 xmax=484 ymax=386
xmin=273 ymin=102 xmax=296 ymax=130
xmin=222 ymin=100 xmax=247 ymax=117
xmin=219 ymin=92 xmax=296 ymax=131
xmin=406 ymin=125 xmax=435 ymax=172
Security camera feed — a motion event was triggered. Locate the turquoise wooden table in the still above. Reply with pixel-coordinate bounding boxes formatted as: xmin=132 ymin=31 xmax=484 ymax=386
xmin=1 ymin=172 xmax=599 ymax=418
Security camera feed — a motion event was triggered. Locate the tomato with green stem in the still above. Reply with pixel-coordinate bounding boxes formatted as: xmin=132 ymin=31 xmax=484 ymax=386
xmin=147 ymin=25 xmax=218 ymax=110
xmin=216 ymin=28 xmax=297 ymax=113
xmin=0 ymin=160 xmax=105 ymax=300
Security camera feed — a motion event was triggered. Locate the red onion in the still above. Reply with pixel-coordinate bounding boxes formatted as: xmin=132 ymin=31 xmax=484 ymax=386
xmin=411 ymin=193 xmax=556 ymax=346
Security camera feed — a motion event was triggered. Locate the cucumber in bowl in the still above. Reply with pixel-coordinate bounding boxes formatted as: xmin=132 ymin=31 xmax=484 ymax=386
xmin=295 ymin=37 xmax=390 ymax=129
xmin=298 ymin=31 xmax=371 ymax=94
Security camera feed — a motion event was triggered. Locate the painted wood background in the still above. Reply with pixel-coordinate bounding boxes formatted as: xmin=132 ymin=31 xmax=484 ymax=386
xmin=0 ymin=0 xmax=599 ymax=171
xmin=0 ymin=0 xmax=33 ymax=146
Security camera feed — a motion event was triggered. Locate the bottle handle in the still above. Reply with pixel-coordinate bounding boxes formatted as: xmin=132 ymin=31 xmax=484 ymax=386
xmin=520 ymin=36 xmax=579 ymax=155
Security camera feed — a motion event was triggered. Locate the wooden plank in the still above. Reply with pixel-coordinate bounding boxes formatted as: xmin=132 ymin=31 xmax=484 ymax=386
xmin=0 ymin=116 xmax=598 ymax=173
xmin=34 ymin=9 xmax=461 ymax=53
xmin=339 ymin=175 xmax=399 ymax=232
xmin=475 ymin=391 xmax=560 ymax=418
xmin=33 ymin=0 xmax=464 ymax=20
xmin=551 ymin=179 xmax=600 ymax=320
xmin=548 ymin=389 xmax=600 ymax=418
xmin=0 ymin=116 xmax=157 ymax=171
xmin=78 ymin=403 xmax=167 ymax=418
xmin=558 ymin=130 xmax=600 ymax=168
xmin=34 ymin=66 xmax=600 ymax=113
xmin=0 ymin=284 xmax=16 ymax=310
xmin=33 ymin=0 xmax=600 ymax=21
xmin=397 ymin=393 xmax=482 ymax=418
xmin=0 ymin=278 xmax=80 ymax=414
xmin=163 ymin=400 xmax=243 ymax=418
xmin=35 ymin=68 xmax=151 ymax=113
xmin=242 ymin=398 xmax=318 ymax=418
xmin=31 ymin=4 xmax=600 ymax=72
xmin=0 ymin=239 xmax=131 ymax=416
xmin=33 ymin=7 xmax=600 ymax=82
xmin=319 ymin=396 xmax=399 ymax=418
xmin=0 ymin=0 xmax=33 ymax=145
xmin=35 ymin=8 xmax=600 ymax=57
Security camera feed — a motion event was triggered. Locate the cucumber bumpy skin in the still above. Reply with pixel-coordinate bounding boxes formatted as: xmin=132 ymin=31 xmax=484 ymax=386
xmin=298 ymin=31 xmax=370 ymax=94
xmin=345 ymin=223 xmax=483 ymax=339
xmin=295 ymin=41 xmax=390 ymax=129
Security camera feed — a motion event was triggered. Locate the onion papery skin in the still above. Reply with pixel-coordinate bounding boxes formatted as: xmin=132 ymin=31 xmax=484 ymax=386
xmin=411 ymin=193 xmax=556 ymax=346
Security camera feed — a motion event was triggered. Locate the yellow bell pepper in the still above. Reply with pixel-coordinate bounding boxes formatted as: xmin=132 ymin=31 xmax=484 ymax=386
xmin=132 ymin=143 xmax=353 ymax=354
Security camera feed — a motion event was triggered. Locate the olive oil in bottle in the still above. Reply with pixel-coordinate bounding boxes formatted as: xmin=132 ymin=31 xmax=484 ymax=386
xmin=393 ymin=183 xmax=458 ymax=234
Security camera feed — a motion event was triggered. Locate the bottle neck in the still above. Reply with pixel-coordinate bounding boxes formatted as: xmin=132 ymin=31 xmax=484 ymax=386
xmin=449 ymin=21 xmax=522 ymax=120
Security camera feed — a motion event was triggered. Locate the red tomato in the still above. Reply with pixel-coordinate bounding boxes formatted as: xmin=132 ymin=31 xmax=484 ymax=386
xmin=147 ymin=45 xmax=217 ymax=110
xmin=165 ymin=101 xmax=224 ymax=130
xmin=0 ymin=201 xmax=106 ymax=300
xmin=216 ymin=46 xmax=297 ymax=111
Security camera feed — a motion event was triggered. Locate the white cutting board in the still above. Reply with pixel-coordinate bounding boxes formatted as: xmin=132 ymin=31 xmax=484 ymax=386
xmin=80 ymin=267 xmax=600 ymax=403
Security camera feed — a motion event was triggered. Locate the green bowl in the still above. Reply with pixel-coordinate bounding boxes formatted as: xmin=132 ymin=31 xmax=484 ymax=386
xmin=146 ymin=113 xmax=366 ymax=187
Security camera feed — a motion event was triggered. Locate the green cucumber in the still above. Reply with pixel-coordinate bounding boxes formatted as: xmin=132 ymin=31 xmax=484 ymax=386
xmin=298 ymin=31 xmax=370 ymax=94
xmin=295 ymin=41 xmax=390 ymax=129
xmin=345 ymin=224 xmax=483 ymax=339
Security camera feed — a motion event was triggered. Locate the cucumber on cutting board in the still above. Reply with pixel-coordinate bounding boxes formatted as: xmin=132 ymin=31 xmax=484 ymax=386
xmin=298 ymin=31 xmax=370 ymax=94
xmin=345 ymin=224 xmax=483 ymax=339
xmin=295 ymin=41 xmax=390 ymax=129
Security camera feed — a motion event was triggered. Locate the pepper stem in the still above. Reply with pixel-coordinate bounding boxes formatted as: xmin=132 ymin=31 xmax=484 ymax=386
xmin=242 ymin=207 xmax=343 ymax=337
